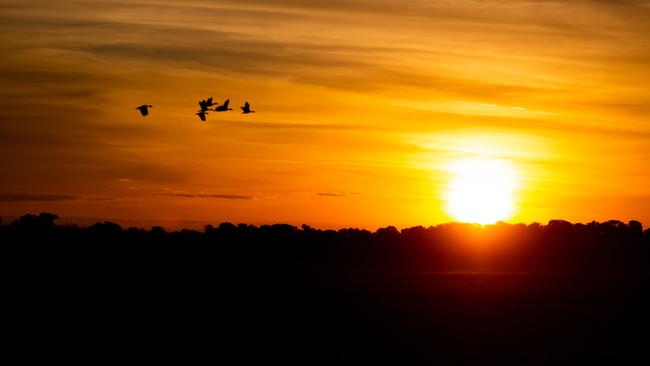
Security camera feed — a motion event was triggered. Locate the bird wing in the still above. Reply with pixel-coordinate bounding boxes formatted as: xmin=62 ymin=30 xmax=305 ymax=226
xmin=223 ymin=99 xmax=230 ymax=108
xmin=244 ymin=102 xmax=250 ymax=109
xmin=207 ymin=97 xmax=213 ymax=105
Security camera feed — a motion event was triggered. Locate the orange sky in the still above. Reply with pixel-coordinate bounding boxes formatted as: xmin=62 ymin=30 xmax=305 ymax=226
xmin=1 ymin=0 xmax=649 ymax=229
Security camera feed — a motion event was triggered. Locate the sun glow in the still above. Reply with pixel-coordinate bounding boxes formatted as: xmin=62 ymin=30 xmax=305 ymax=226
xmin=445 ymin=158 xmax=519 ymax=224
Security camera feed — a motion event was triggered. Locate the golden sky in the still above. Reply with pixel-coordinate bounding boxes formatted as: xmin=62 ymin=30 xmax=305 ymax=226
xmin=1 ymin=0 xmax=649 ymax=229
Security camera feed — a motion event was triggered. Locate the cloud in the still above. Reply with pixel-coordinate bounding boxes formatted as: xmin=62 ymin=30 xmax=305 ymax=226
xmin=0 ymin=194 xmax=79 ymax=202
xmin=162 ymin=193 xmax=253 ymax=200
xmin=1 ymin=1 xmax=592 ymax=98
xmin=80 ymin=196 xmax=116 ymax=202
xmin=217 ymin=120 xmax=365 ymax=131
xmin=0 ymin=194 xmax=117 ymax=202
xmin=162 ymin=193 xmax=194 ymax=198
xmin=206 ymin=194 xmax=254 ymax=200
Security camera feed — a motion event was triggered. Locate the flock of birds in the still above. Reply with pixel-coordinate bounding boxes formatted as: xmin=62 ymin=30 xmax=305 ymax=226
xmin=136 ymin=98 xmax=255 ymax=121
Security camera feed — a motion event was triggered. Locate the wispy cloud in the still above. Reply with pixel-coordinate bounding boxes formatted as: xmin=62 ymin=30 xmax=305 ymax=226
xmin=162 ymin=193 xmax=254 ymax=200
xmin=0 ymin=194 xmax=80 ymax=202
xmin=316 ymin=193 xmax=348 ymax=197
xmin=0 ymin=194 xmax=115 ymax=202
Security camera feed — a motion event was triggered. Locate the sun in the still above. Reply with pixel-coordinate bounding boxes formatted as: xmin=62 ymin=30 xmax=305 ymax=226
xmin=444 ymin=158 xmax=519 ymax=224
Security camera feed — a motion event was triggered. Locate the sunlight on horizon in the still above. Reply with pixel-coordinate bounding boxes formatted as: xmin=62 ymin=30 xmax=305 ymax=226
xmin=444 ymin=158 xmax=520 ymax=225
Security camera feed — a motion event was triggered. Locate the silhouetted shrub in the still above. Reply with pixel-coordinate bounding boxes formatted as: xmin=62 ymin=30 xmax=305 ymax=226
xmin=2 ymin=213 xmax=649 ymax=274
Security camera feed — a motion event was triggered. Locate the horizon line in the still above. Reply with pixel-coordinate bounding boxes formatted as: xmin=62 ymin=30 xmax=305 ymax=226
xmin=1 ymin=212 xmax=646 ymax=233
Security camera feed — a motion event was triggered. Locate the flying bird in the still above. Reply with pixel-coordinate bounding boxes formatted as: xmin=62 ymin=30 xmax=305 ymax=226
xmin=214 ymin=99 xmax=233 ymax=112
xmin=136 ymin=105 xmax=153 ymax=116
xmin=241 ymin=102 xmax=255 ymax=114
xmin=196 ymin=110 xmax=209 ymax=122
xmin=198 ymin=97 xmax=216 ymax=112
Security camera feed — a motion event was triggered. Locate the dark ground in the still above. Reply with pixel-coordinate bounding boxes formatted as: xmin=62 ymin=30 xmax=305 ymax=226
xmin=4 ymin=215 xmax=650 ymax=364
xmin=8 ymin=265 xmax=650 ymax=365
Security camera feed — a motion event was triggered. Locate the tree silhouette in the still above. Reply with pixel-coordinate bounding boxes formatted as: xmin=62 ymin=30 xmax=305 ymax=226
xmin=3 ymin=212 xmax=649 ymax=274
xmin=4 ymin=212 xmax=650 ymax=365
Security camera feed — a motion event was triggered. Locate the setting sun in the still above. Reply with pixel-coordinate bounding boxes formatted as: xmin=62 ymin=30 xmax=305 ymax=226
xmin=445 ymin=158 xmax=519 ymax=224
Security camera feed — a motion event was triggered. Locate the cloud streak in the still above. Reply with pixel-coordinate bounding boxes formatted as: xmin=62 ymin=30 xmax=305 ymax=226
xmin=0 ymin=194 xmax=115 ymax=202
xmin=316 ymin=193 xmax=348 ymax=197
xmin=162 ymin=193 xmax=254 ymax=200
xmin=0 ymin=194 xmax=80 ymax=202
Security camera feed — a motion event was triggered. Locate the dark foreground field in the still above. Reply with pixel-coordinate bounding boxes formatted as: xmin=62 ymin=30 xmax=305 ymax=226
xmin=10 ymin=266 xmax=650 ymax=365
xmin=233 ymin=270 xmax=650 ymax=364
xmin=4 ymin=215 xmax=650 ymax=364
xmin=279 ymin=271 xmax=650 ymax=364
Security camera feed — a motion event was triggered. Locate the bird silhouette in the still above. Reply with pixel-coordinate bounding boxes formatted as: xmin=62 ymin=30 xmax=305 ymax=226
xmin=136 ymin=105 xmax=153 ymax=116
xmin=214 ymin=99 xmax=233 ymax=112
xmin=196 ymin=110 xmax=209 ymax=122
xmin=241 ymin=101 xmax=255 ymax=114
xmin=198 ymin=97 xmax=217 ymax=112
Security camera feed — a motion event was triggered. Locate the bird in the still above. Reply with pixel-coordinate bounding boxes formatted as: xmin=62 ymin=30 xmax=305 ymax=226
xmin=213 ymin=99 xmax=233 ymax=112
xmin=241 ymin=101 xmax=255 ymax=114
xmin=198 ymin=97 xmax=216 ymax=112
xmin=136 ymin=105 xmax=153 ymax=116
xmin=196 ymin=110 xmax=208 ymax=122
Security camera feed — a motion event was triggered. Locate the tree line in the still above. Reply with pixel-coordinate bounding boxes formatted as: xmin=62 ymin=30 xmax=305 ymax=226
xmin=2 ymin=213 xmax=650 ymax=273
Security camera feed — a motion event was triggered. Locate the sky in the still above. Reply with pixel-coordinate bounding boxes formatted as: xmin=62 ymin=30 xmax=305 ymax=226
xmin=1 ymin=0 xmax=650 ymax=229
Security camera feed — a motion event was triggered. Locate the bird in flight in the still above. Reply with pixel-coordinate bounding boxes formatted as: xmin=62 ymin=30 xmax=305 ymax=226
xmin=136 ymin=105 xmax=153 ymax=117
xmin=241 ymin=102 xmax=255 ymax=114
xmin=198 ymin=97 xmax=216 ymax=112
xmin=196 ymin=110 xmax=208 ymax=122
xmin=213 ymin=99 xmax=233 ymax=112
